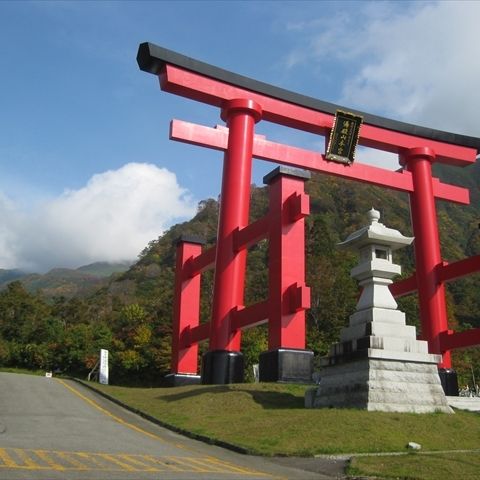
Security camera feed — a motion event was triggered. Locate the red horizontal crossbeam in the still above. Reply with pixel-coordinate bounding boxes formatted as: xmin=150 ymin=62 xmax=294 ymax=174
xmin=391 ymin=255 xmax=480 ymax=298
xmin=390 ymin=275 xmax=418 ymax=298
xmin=170 ymin=120 xmax=470 ymax=205
xmin=440 ymin=328 xmax=480 ymax=351
xmin=287 ymin=283 xmax=311 ymax=313
xmin=437 ymin=255 xmax=480 ymax=283
xmin=287 ymin=192 xmax=310 ymax=221
xmin=181 ymin=301 xmax=273 ymax=346
xmin=233 ymin=217 xmax=269 ymax=252
xmin=162 ymin=65 xmax=477 ymax=166
xmin=184 ymin=245 xmax=216 ymax=277
xmin=231 ymin=301 xmax=269 ymax=331
xmin=180 ymin=322 xmax=210 ymax=348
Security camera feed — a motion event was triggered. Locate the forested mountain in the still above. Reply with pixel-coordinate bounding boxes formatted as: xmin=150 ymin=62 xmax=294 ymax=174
xmin=0 ymin=161 xmax=478 ymax=386
xmin=0 ymin=269 xmax=26 ymax=284
xmin=0 ymin=262 xmax=131 ymax=299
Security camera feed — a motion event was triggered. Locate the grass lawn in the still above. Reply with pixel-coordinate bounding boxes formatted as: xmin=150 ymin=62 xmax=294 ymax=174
xmin=92 ymin=382 xmax=480 ymax=459
xmin=347 ymin=451 xmax=480 ymax=479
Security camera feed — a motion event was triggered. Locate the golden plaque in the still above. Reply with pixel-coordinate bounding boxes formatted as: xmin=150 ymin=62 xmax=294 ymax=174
xmin=326 ymin=110 xmax=363 ymax=165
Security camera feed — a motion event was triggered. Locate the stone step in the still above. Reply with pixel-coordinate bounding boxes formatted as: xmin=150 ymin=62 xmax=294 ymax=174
xmin=447 ymin=396 xmax=480 ymax=412
xmin=349 ymin=308 xmax=406 ymax=326
xmin=312 ymin=390 xmax=452 ymax=413
xmin=319 ymin=369 xmax=444 ymax=386
xmin=340 ymin=321 xmax=417 ymax=342
xmin=331 ymin=336 xmax=424 ymax=356
xmin=318 ymin=381 xmax=446 ymax=397
xmin=329 ymin=339 xmax=433 ymax=361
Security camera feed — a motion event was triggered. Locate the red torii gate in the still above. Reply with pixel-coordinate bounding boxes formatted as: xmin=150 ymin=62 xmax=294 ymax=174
xmin=137 ymin=42 xmax=480 ymax=387
xmin=171 ymin=166 xmax=312 ymax=384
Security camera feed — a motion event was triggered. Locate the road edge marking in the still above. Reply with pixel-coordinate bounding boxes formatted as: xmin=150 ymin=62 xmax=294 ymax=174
xmin=56 ymin=379 xmax=171 ymax=444
xmin=56 ymin=379 xmax=283 ymax=479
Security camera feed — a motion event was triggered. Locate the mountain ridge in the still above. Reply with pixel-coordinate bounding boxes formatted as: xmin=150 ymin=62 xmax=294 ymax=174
xmin=0 ymin=261 xmax=132 ymax=299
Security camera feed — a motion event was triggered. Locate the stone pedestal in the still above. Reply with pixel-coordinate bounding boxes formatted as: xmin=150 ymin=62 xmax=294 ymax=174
xmin=259 ymin=348 xmax=313 ymax=383
xmin=305 ymin=313 xmax=452 ymax=412
xmin=164 ymin=373 xmax=201 ymax=387
xmin=201 ymin=350 xmax=244 ymax=384
xmin=438 ymin=368 xmax=459 ymax=396
xmin=306 ymin=209 xmax=453 ymax=413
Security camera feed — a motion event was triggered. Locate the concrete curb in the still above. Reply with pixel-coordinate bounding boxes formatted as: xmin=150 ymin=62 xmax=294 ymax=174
xmin=71 ymin=378 xmax=252 ymax=456
xmin=316 ymin=448 xmax=480 ymax=460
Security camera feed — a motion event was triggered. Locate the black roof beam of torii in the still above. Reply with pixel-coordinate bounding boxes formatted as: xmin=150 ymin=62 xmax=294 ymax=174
xmin=137 ymin=42 xmax=480 ymax=155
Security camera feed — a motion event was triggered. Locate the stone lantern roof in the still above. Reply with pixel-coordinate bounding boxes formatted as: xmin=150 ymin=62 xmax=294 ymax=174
xmin=338 ymin=208 xmax=413 ymax=251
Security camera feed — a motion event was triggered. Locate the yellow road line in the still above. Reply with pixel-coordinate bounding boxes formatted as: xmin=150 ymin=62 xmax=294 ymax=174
xmin=56 ymin=451 xmax=89 ymax=470
xmin=76 ymin=451 xmax=111 ymax=470
xmin=165 ymin=455 xmax=210 ymax=472
xmin=55 ymin=379 xmax=282 ymax=478
xmin=179 ymin=456 xmax=230 ymax=473
xmin=97 ymin=453 xmax=138 ymax=471
xmin=119 ymin=454 xmax=158 ymax=471
xmin=0 ymin=449 xmax=284 ymax=476
xmin=0 ymin=448 xmax=17 ymax=468
xmin=56 ymin=379 xmax=173 ymax=445
xmin=33 ymin=450 xmax=66 ymax=471
xmin=13 ymin=448 xmax=42 ymax=469
xmin=145 ymin=455 xmax=184 ymax=472
xmin=205 ymin=455 xmax=273 ymax=476
xmin=143 ymin=454 xmax=184 ymax=472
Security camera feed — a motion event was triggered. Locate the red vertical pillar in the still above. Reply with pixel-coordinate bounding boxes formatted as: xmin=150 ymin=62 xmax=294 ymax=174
xmin=401 ymin=147 xmax=451 ymax=368
xmin=267 ymin=166 xmax=311 ymax=349
xmin=259 ymin=166 xmax=313 ymax=383
xmin=201 ymin=99 xmax=262 ymax=384
xmin=168 ymin=235 xmax=204 ymax=386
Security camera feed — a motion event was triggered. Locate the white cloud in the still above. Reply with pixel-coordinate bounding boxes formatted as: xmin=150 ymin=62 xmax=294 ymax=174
xmin=283 ymin=1 xmax=480 ymax=150
xmin=355 ymin=147 xmax=399 ymax=171
xmin=0 ymin=163 xmax=196 ymax=273
xmin=0 ymin=193 xmax=24 ymax=269
xmin=338 ymin=2 xmax=480 ymax=134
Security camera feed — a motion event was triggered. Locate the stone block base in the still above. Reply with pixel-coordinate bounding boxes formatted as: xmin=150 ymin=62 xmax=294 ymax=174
xmin=164 ymin=373 xmax=201 ymax=387
xmin=438 ymin=368 xmax=459 ymax=396
xmin=307 ymin=357 xmax=453 ymax=413
xmin=259 ymin=348 xmax=313 ymax=383
xmin=201 ymin=350 xmax=244 ymax=384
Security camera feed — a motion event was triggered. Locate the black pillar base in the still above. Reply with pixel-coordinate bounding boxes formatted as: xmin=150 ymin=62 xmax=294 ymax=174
xmin=259 ymin=348 xmax=313 ymax=383
xmin=438 ymin=368 xmax=459 ymax=396
xmin=201 ymin=350 xmax=244 ymax=384
xmin=164 ymin=373 xmax=201 ymax=387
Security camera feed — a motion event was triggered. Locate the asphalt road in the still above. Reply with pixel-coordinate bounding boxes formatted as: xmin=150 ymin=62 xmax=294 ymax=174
xmin=0 ymin=372 xmax=345 ymax=480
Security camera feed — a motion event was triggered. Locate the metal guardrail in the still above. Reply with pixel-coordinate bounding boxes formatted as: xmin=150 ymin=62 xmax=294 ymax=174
xmin=459 ymin=386 xmax=480 ymax=397
xmin=87 ymin=359 xmax=99 ymax=382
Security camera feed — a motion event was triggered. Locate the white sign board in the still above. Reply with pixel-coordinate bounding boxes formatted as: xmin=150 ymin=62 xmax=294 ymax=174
xmin=99 ymin=349 xmax=109 ymax=385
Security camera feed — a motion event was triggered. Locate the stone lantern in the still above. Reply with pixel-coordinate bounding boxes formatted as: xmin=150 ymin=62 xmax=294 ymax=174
xmin=306 ymin=209 xmax=452 ymax=413
xmin=343 ymin=208 xmax=411 ymax=313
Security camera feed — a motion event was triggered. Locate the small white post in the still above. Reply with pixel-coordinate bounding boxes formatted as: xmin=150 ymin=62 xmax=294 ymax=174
xmin=99 ymin=349 xmax=109 ymax=385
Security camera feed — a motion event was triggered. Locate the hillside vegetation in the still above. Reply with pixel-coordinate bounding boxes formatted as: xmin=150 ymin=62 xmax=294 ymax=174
xmin=0 ymin=262 xmax=131 ymax=299
xmin=0 ymin=162 xmax=478 ymax=384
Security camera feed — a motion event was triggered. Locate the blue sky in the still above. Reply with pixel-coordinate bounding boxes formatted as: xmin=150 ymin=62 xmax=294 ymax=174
xmin=0 ymin=1 xmax=478 ymax=272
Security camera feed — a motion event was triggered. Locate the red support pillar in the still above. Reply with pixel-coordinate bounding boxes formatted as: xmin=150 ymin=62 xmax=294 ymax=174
xmin=259 ymin=166 xmax=313 ymax=383
xmin=167 ymin=235 xmax=204 ymax=386
xmin=201 ymin=99 xmax=262 ymax=384
xmin=401 ymin=147 xmax=451 ymax=368
xmin=266 ymin=166 xmax=311 ymax=349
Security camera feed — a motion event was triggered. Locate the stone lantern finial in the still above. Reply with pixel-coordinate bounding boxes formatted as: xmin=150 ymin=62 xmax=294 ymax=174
xmin=368 ymin=208 xmax=380 ymax=224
